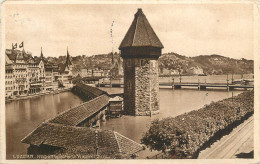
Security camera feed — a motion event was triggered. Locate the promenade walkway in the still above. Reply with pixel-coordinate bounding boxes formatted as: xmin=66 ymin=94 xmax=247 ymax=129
xmin=198 ymin=116 xmax=254 ymax=159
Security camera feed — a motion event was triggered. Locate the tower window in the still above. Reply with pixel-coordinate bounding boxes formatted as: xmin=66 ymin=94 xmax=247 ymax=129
xmin=140 ymin=59 xmax=146 ymax=66
xmin=127 ymin=60 xmax=131 ymax=67
xmin=128 ymin=82 xmax=132 ymax=89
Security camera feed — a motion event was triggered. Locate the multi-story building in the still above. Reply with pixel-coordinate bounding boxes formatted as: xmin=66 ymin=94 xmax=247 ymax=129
xmin=45 ymin=64 xmax=54 ymax=91
xmin=12 ymin=51 xmax=30 ymax=95
xmin=52 ymin=65 xmax=60 ymax=90
xmin=5 ymin=54 xmax=14 ymax=98
xmin=28 ymin=57 xmax=41 ymax=94
xmin=27 ymin=48 xmax=47 ymax=94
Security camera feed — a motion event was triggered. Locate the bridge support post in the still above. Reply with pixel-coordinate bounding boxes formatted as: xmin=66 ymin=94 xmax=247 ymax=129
xmin=172 ymin=78 xmax=175 ymax=89
xmin=227 ymin=74 xmax=229 ymax=92
xmin=198 ymin=79 xmax=200 ymax=90
xmin=174 ymin=85 xmax=181 ymax=89
xmin=200 ymin=85 xmax=206 ymax=90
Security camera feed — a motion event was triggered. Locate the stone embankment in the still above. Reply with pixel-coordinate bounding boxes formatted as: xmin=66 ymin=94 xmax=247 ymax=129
xmin=5 ymin=88 xmax=72 ymax=103
xmin=141 ymin=90 xmax=254 ymax=159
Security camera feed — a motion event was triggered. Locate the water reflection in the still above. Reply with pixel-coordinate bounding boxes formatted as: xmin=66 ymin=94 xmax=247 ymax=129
xmin=5 ymin=92 xmax=83 ymax=159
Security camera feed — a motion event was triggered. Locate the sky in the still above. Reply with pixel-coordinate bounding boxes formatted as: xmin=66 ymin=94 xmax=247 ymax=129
xmin=4 ymin=3 xmax=254 ymax=59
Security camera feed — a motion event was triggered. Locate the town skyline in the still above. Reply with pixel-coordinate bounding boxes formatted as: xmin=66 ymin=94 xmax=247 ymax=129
xmin=4 ymin=3 xmax=254 ymax=59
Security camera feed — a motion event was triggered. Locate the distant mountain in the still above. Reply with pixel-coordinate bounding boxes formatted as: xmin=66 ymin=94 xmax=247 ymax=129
xmin=47 ymin=52 xmax=253 ymax=75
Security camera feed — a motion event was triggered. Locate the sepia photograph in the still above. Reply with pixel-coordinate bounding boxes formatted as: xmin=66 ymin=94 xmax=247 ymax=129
xmin=1 ymin=0 xmax=259 ymax=163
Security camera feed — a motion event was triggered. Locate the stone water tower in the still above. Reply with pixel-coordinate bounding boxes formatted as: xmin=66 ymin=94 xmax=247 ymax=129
xmin=119 ymin=9 xmax=164 ymax=116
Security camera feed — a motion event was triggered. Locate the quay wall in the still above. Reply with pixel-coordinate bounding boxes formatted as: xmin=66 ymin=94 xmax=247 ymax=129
xmin=141 ymin=90 xmax=254 ymax=159
xmin=5 ymin=88 xmax=72 ymax=103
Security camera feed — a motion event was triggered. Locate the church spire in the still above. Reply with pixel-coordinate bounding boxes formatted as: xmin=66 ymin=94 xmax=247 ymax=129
xmin=65 ymin=46 xmax=72 ymax=66
xmin=40 ymin=47 xmax=44 ymax=58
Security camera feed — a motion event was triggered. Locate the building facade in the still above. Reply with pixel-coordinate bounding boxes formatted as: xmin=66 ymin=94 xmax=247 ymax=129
xmin=5 ymin=54 xmax=14 ymax=97
xmin=12 ymin=51 xmax=30 ymax=95
xmin=119 ymin=9 xmax=163 ymax=116
xmin=5 ymin=47 xmax=74 ymax=98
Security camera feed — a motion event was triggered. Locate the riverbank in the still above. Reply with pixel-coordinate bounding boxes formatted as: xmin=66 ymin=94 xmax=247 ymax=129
xmin=141 ymin=90 xmax=254 ymax=159
xmin=5 ymin=88 xmax=72 ymax=103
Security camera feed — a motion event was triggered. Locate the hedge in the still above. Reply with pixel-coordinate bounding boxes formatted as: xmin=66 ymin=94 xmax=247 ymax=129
xmin=141 ymin=90 xmax=254 ymax=158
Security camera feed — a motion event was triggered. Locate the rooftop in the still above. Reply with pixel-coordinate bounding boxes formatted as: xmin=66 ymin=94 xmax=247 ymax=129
xmin=5 ymin=54 xmax=13 ymax=64
xmin=98 ymin=87 xmax=123 ymax=96
xmin=49 ymin=94 xmax=109 ymax=126
xmin=21 ymin=121 xmax=144 ymax=157
xmin=119 ymin=8 xmax=163 ymax=49
xmin=76 ymin=83 xmax=105 ymax=97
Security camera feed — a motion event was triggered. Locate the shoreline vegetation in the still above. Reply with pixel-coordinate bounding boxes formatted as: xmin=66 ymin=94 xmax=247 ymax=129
xmin=141 ymin=90 xmax=254 ymax=159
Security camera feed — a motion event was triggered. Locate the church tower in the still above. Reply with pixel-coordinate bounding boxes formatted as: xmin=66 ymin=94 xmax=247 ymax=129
xmin=119 ymin=9 xmax=164 ymax=116
xmin=65 ymin=47 xmax=73 ymax=74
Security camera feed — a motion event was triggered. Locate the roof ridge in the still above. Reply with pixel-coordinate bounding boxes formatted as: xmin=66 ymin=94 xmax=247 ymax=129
xmin=141 ymin=13 xmax=152 ymax=46
xmin=21 ymin=122 xmax=44 ymax=143
xmin=131 ymin=13 xmax=139 ymax=47
xmin=113 ymin=131 xmax=122 ymax=153
xmin=48 ymin=94 xmax=108 ymax=124
xmin=114 ymin=131 xmax=144 ymax=154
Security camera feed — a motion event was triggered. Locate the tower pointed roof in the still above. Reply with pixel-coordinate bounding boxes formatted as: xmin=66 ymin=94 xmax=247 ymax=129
xmin=65 ymin=47 xmax=72 ymax=66
xmin=119 ymin=9 xmax=163 ymax=49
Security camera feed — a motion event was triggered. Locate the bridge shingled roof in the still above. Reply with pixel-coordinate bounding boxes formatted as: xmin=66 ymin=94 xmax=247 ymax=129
xmin=48 ymin=94 xmax=109 ymax=126
xmin=21 ymin=122 xmax=144 ymax=157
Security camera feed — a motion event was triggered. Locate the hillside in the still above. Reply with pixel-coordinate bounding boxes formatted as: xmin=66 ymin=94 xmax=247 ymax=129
xmin=47 ymin=52 xmax=253 ymax=75
xmin=159 ymin=53 xmax=253 ymax=75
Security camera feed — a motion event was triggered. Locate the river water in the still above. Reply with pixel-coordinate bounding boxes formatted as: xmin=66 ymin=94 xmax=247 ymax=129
xmin=5 ymin=92 xmax=84 ymax=159
xmin=100 ymin=89 xmax=243 ymax=158
xmin=5 ymin=74 xmax=252 ymax=159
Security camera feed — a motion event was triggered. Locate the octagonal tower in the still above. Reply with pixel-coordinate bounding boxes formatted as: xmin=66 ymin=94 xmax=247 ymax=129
xmin=119 ymin=8 xmax=164 ymax=116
